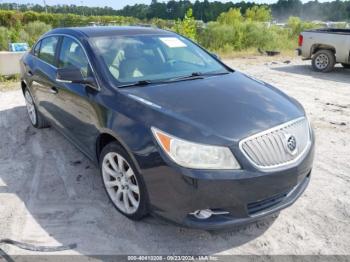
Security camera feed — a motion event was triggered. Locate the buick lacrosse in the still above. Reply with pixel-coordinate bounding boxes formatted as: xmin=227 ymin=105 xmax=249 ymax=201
xmin=20 ymin=26 xmax=314 ymax=229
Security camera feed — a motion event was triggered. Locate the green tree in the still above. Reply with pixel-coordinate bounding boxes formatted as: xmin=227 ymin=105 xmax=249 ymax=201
xmin=173 ymin=8 xmax=197 ymax=40
xmin=245 ymin=6 xmax=272 ymax=22
xmin=217 ymin=8 xmax=243 ymax=25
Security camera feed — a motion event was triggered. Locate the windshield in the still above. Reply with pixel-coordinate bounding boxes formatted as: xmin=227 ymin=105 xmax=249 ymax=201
xmin=90 ymin=34 xmax=228 ymax=84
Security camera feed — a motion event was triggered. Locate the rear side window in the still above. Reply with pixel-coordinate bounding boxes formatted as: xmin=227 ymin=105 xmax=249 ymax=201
xmin=33 ymin=41 xmax=41 ymax=56
xmin=38 ymin=36 xmax=59 ymax=66
xmin=58 ymin=37 xmax=90 ymax=78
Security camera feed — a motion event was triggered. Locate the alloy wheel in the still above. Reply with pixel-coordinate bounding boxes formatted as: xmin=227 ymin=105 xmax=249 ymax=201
xmin=24 ymin=90 xmax=37 ymax=125
xmin=315 ymin=54 xmax=329 ymax=70
xmin=102 ymin=152 xmax=140 ymax=214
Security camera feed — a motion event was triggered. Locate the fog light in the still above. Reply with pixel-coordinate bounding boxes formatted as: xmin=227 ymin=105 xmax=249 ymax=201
xmin=190 ymin=209 xmax=229 ymax=220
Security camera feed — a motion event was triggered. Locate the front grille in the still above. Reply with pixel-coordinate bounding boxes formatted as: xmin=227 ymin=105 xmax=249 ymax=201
xmin=240 ymin=117 xmax=310 ymax=170
xmin=247 ymin=191 xmax=288 ymax=215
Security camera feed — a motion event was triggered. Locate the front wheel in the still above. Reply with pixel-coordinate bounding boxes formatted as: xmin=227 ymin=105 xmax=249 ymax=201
xmin=311 ymin=50 xmax=335 ymax=73
xmin=100 ymin=142 xmax=149 ymax=220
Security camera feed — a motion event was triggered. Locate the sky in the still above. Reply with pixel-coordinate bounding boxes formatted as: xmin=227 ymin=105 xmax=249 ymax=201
xmin=0 ymin=0 xmax=328 ymax=10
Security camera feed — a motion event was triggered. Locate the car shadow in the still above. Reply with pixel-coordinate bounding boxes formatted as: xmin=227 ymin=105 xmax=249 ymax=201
xmin=0 ymin=105 xmax=277 ymax=257
xmin=271 ymin=64 xmax=350 ymax=85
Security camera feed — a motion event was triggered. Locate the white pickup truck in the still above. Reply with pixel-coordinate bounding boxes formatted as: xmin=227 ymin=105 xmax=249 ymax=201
xmin=297 ymin=28 xmax=350 ymax=72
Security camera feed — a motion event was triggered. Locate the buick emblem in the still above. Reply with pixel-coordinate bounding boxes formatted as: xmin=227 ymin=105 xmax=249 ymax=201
xmin=285 ymin=134 xmax=297 ymax=155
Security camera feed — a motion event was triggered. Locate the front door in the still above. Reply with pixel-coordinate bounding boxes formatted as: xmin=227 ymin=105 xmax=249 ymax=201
xmin=50 ymin=36 xmax=101 ymax=159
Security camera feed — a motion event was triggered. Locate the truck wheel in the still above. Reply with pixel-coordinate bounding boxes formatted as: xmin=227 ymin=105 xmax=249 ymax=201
xmin=312 ymin=50 xmax=335 ymax=73
xmin=341 ymin=63 xmax=350 ymax=69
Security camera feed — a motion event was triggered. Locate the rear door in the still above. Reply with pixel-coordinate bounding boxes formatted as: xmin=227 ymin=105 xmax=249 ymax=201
xmin=29 ymin=36 xmax=61 ymax=121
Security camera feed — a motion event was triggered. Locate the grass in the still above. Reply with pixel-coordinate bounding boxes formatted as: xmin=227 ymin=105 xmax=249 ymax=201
xmin=0 ymin=74 xmax=20 ymax=82
xmin=0 ymin=82 xmax=19 ymax=92
xmin=0 ymin=74 xmax=20 ymax=92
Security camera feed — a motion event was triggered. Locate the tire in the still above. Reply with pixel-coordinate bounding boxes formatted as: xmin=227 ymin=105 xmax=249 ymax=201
xmin=99 ymin=142 xmax=149 ymax=220
xmin=311 ymin=49 xmax=335 ymax=72
xmin=24 ymin=88 xmax=50 ymax=128
xmin=341 ymin=63 xmax=350 ymax=69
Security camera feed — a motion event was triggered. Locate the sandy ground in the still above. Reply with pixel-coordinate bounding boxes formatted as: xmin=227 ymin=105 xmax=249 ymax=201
xmin=0 ymin=57 xmax=349 ymax=257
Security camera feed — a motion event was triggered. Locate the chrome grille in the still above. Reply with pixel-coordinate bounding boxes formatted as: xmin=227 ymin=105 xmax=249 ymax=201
xmin=240 ymin=117 xmax=311 ymax=170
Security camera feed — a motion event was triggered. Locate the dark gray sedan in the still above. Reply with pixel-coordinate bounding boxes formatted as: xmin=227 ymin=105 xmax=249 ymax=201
xmin=20 ymin=26 xmax=314 ymax=230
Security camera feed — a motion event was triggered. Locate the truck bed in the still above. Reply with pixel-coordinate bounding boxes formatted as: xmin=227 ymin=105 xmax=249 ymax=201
xmin=305 ymin=28 xmax=350 ymax=35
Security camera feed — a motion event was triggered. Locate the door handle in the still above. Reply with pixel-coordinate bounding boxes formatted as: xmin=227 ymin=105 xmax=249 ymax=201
xmin=23 ymin=63 xmax=33 ymax=76
xmin=49 ymin=87 xmax=58 ymax=94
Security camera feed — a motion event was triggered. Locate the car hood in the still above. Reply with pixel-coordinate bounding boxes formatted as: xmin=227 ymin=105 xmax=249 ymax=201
xmin=123 ymin=72 xmax=305 ymax=142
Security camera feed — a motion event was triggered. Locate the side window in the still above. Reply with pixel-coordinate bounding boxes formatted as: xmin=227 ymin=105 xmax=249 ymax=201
xmin=58 ymin=37 xmax=90 ymax=78
xmin=38 ymin=36 xmax=59 ymax=66
xmin=33 ymin=41 xmax=41 ymax=57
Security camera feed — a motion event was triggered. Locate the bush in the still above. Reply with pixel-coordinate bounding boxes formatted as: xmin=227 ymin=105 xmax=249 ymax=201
xmin=0 ymin=10 xmax=22 ymax=28
xmin=198 ymin=7 xmax=312 ymax=53
xmin=0 ymin=26 xmax=10 ymax=50
xmin=0 ymin=7 xmax=322 ymax=54
xmin=0 ymin=9 xmax=140 ymax=28
xmin=201 ymin=7 xmax=276 ymax=51
xmin=20 ymin=21 xmax=51 ymax=46
xmin=198 ymin=22 xmax=289 ymax=52
xmin=287 ymin=16 xmax=317 ymax=37
xmin=243 ymin=22 xmax=272 ymax=49
xmin=198 ymin=22 xmax=243 ymax=51
xmin=217 ymin=8 xmax=243 ymax=25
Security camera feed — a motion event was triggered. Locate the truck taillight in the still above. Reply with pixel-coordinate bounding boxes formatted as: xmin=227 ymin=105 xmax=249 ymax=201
xmin=298 ymin=35 xmax=303 ymax=46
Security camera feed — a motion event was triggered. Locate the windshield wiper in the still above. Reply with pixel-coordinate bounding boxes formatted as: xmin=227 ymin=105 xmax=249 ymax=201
xmin=164 ymin=71 xmax=230 ymax=83
xmin=117 ymin=71 xmax=231 ymax=87
xmin=163 ymin=72 xmax=205 ymax=83
xmin=200 ymin=71 xmax=230 ymax=76
xmin=117 ymin=80 xmax=153 ymax=88
xmin=118 ymin=75 xmax=201 ymax=87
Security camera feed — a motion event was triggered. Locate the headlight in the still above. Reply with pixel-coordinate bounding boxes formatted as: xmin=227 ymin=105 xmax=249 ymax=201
xmin=306 ymin=115 xmax=313 ymax=139
xmin=151 ymin=127 xmax=240 ymax=170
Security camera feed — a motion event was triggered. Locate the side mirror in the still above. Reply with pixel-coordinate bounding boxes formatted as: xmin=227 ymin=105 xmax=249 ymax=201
xmin=211 ymin=53 xmax=221 ymax=60
xmin=56 ymin=67 xmax=97 ymax=89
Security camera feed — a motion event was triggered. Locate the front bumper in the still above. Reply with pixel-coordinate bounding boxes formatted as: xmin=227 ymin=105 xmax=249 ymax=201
xmin=183 ymin=172 xmax=310 ymax=230
xmin=138 ymin=132 xmax=315 ymax=230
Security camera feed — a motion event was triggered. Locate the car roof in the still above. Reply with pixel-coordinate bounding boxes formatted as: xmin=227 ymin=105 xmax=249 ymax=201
xmin=47 ymin=26 xmax=174 ymax=38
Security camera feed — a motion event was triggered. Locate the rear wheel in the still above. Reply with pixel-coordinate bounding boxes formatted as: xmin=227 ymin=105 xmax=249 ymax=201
xmin=341 ymin=63 xmax=350 ymax=69
xmin=24 ymin=89 xmax=49 ymax=128
xmin=100 ymin=142 xmax=149 ymax=220
xmin=311 ymin=49 xmax=335 ymax=72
